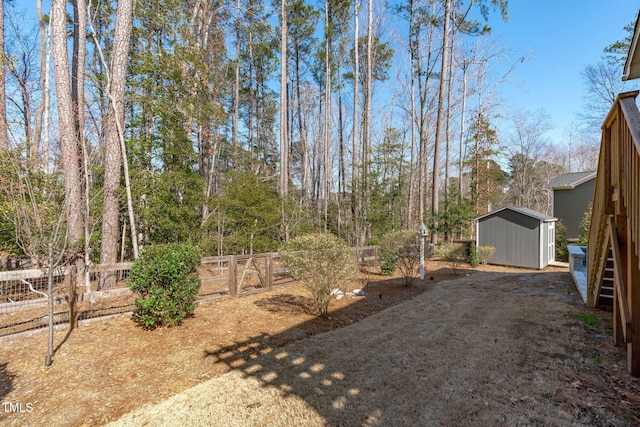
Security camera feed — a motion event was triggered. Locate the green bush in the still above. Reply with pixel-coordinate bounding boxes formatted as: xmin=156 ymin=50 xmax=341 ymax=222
xmin=379 ymin=230 xmax=425 ymax=286
xmin=127 ymin=243 xmax=202 ymax=329
xmin=279 ymin=233 xmax=357 ymax=316
xmin=577 ymin=203 xmax=592 ymax=246
xmin=379 ymin=254 xmax=397 ymax=276
xmin=555 ymin=221 xmax=569 ymax=262
xmin=467 ymin=242 xmax=480 ymax=267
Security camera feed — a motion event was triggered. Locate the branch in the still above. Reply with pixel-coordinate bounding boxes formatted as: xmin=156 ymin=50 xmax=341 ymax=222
xmin=22 ymin=278 xmax=48 ymax=299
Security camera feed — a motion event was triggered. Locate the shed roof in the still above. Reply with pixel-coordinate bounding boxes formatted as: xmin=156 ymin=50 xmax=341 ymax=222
xmin=476 ymin=206 xmax=557 ymax=223
xmin=548 ymin=171 xmax=596 ymax=190
xmin=623 ymin=11 xmax=640 ymax=81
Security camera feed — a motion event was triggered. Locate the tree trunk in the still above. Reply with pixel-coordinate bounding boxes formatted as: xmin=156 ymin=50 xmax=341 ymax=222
xmin=100 ymin=0 xmax=134 ymax=287
xmin=431 ymin=0 xmax=451 ymax=244
xmin=351 ymin=0 xmax=359 ymax=244
xmin=458 ymin=60 xmax=468 ymax=206
xmin=52 ymin=0 xmax=84 ymax=250
xmin=444 ymin=33 xmax=455 ymax=242
xmin=295 ymin=44 xmax=308 ymax=201
xmin=363 ymin=0 xmax=373 ymax=243
xmin=0 ymin=0 xmax=8 ymax=150
xmin=233 ymin=0 xmax=240 ymax=149
xmin=34 ymin=0 xmax=50 ymax=168
xmin=323 ymin=0 xmax=331 ymax=232
xmin=280 ymin=0 xmax=288 ymax=198
xmin=72 ymin=0 xmax=86 ymax=163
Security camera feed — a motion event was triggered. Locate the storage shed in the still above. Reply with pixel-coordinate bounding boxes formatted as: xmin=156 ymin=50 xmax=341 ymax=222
xmin=549 ymin=171 xmax=596 ymax=240
xmin=476 ymin=206 xmax=557 ymax=269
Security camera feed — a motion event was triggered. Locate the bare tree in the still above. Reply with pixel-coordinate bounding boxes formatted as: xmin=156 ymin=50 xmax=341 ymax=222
xmin=361 ymin=0 xmax=373 ymax=242
xmin=0 ymin=153 xmax=77 ymax=366
xmin=35 ymin=0 xmax=51 ymax=169
xmin=431 ymin=0 xmax=451 ymax=244
xmin=505 ymin=109 xmax=554 ymax=212
xmin=0 ymin=0 xmax=7 ymax=151
xmin=4 ymin=10 xmax=40 ymax=158
xmin=323 ymin=0 xmax=331 ymax=232
xmin=351 ymin=0 xmax=360 ymax=241
xmin=579 ymin=61 xmax=628 ymax=133
xmin=280 ymin=0 xmax=289 ymax=199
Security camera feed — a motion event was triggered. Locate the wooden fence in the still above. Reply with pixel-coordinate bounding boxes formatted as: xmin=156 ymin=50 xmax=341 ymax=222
xmin=0 ymin=246 xmax=378 ymax=338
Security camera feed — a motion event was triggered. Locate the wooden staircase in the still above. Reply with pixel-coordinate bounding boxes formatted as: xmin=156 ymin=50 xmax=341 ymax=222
xmin=587 ymin=91 xmax=640 ymax=376
xmin=597 ymin=251 xmax=614 ymax=304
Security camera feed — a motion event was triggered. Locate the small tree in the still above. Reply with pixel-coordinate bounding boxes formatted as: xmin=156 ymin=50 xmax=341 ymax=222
xmin=0 ymin=152 xmax=79 ymax=366
xmin=279 ymin=233 xmax=357 ymax=316
xmin=127 ymin=244 xmax=202 ymax=329
xmin=379 ymin=230 xmax=422 ymax=286
xmin=577 ymin=203 xmax=592 ymax=246
xmin=555 ymin=221 xmax=569 ymax=262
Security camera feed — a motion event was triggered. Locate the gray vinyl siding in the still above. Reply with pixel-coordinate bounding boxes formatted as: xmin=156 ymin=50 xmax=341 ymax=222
xmin=553 ymin=180 xmax=595 ymax=239
xmin=478 ymin=209 xmax=541 ymax=269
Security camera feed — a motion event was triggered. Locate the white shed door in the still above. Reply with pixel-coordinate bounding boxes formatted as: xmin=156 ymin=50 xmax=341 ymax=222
xmin=548 ymin=223 xmax=555 ymax=262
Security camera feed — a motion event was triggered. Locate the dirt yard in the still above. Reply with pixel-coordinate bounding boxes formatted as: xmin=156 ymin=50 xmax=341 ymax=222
xmin=1 ymin=262 xmax=640 ymax=426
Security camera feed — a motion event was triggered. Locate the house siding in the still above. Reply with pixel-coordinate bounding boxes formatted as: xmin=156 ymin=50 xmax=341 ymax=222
xmin=553 ymin=179 xmax=595 ymax=239
xmin=478 ymin=209 xmax=541 ymax=269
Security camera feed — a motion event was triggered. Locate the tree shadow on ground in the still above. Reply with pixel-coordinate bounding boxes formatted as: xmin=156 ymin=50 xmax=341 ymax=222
xmin=202 ymin=272 xmax=447 ymax=425
xmin=0 ymin=362 xmax=15 ymax=401
xmin=105 ymin=267 xmax=630 ymax=426
xmin=197 ymin=269 xmax=591 ymax=426
xmin=254 ymin=294 xmax=316 ymax=315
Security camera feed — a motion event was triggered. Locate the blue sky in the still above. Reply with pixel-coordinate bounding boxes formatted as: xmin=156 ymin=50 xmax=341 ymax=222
xmin=485 ymin=0 xmax=639 ymax=143
xmin=6 ymin=0 xmax=639 ymax=147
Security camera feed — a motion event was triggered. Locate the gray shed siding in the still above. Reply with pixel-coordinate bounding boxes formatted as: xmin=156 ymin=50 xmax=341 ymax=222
xmin=553 ymin=179 xmax=595 ymax=239
xmin=477 ymin=209 xmax=542 ymax=269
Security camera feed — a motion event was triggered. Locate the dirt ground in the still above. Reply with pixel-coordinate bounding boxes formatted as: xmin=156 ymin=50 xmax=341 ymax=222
xmin=1 ymin=261 xmax=640 ymax=426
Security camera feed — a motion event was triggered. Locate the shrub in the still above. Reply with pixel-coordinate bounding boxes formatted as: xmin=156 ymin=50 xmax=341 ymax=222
xmin=437 ymin=242 xmax=466 ymax=275
xmin=555 ymin=221 xmax=569 ymax=262
xmin=477 ymin=246 xmax=496 ymax=265
xmin=127 ymin=243 xmax=202 ymax=329
xmin=279 ymin=233 xmax=357 ymax=316
xmin=379 ymin=253 xmax=397 ymax=276
xmin=467 ymin=242 xmax=480 ymax=267
xmin=577 ymin=203 xmax=592 ymax=246
xmin=379 ymin=230 xmax=425 ymax=286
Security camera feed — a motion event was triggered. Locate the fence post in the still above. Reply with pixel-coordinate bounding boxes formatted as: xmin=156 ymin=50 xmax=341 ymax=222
xmin=228 ymin=255 xmax=237 ymax=297
xmin=266 ymin=253 xmax=273 ymax=290
xmin=374 ymin=246 xmax=379 ymax=269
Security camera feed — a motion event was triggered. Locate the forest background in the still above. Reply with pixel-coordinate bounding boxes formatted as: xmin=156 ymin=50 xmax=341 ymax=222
xmin=0 ymin=0 xmax=638 ymax=270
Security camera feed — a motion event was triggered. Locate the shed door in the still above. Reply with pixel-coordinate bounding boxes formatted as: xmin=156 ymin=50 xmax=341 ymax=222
xmin=548 ymin=223 xmax=555 ymax=262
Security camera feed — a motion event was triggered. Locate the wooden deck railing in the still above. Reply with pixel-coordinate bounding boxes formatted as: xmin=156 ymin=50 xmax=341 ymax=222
xmin=587 ymin=90 xmax=640 ymax=375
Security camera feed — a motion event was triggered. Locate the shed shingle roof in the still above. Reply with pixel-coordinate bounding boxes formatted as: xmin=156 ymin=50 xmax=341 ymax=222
xmin=548 ymin=171 xmax=596 ymax=190
xmin=476 ymin=206 xmax=556 ymax=222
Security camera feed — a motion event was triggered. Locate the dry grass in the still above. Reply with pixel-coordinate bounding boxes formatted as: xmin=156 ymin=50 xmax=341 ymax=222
xmin=2 ymin=262 xmax=640 ymax=426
